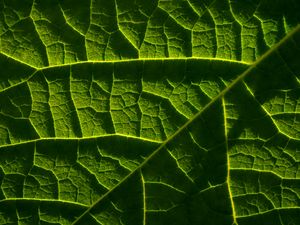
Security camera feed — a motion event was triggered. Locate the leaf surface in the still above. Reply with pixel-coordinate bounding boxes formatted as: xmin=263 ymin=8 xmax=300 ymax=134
xmin=0 ymin=0 xmax=300 ymax=224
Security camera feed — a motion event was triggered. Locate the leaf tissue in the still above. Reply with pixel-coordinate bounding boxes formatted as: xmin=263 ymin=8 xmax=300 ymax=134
xmin=0 ymin=0 xmax=300 ymax=224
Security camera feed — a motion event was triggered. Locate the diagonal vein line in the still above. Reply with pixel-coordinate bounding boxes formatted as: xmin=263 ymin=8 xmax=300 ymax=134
xmin=0 ymin=70 xmax=39 ymax=94
xmin=0 ymin=52 xmax=38 ymax=70
xmin=72 ymin=24 xmax=300 ymax=224
xmin=0 ymin=198 xmax=88 ymax=208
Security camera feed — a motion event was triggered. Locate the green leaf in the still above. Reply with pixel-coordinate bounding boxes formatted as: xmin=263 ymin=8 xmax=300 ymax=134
xmin=0 ymin=0 xmax=300 ymax=224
